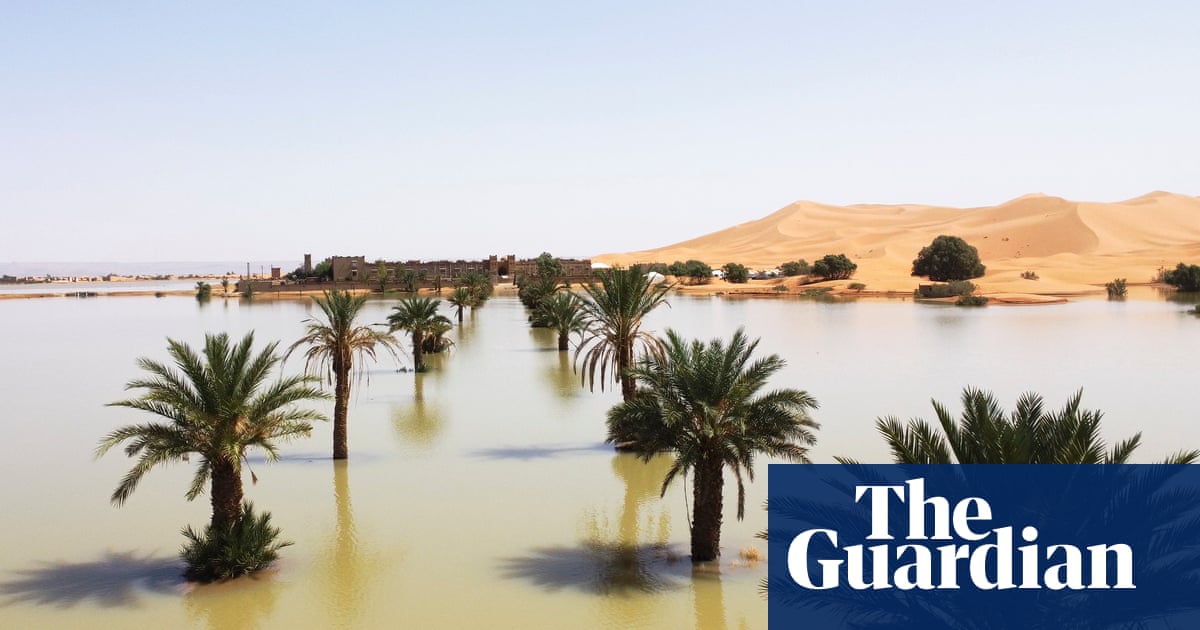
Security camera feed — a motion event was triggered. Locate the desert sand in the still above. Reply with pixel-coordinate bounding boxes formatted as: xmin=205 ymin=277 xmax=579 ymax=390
xmin=595 ymin=192 xmax=1200 ymax=299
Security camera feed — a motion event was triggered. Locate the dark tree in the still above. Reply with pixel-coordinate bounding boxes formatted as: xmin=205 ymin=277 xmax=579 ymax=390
xmin=812 ymin=254 xmax=857 ymax=280
xmin=721 ymin=263 xmax=749 ymax=283
xmin=911 ymin=235 xmax=986 ymax=281
xmin=1163 ymin=263 xmax=1200 ymax=292
xmin=780 ymin=260 xmax=810 ymax=276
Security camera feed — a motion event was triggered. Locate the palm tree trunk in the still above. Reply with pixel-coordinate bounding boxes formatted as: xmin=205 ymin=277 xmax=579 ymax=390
xmin=619 ymin=340 xmax=636 ymax=402
xmin=333 ymin=358 xmax=351 ymax=460
xmin=691 ymin=456 xmax=724 ymax=562
xmin=412 ymin=331 xmax=425 ymax=372
xmin=456 ymin=308 xmax=463 ymax=324
xmin=210 ymin=456 xmax=244 ymax=530
xmin=558 ymin=330 xmax=569 ymax=351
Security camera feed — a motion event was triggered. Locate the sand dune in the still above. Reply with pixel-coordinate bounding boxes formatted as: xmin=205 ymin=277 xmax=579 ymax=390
xmin=596 ymin=192 xmax=1200 ymax=296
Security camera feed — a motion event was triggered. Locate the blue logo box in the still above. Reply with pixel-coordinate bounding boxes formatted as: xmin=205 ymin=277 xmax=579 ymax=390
xmin=767 ymin=464 xmax=1200 ymax=629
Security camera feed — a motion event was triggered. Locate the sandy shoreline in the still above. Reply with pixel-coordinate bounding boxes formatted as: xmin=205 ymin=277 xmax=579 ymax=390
xmin=595 ymin=191 xmax=1200 ymax=303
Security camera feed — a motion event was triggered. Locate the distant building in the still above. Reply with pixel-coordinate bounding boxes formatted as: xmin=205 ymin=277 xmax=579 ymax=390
xmin=327 ymin=254 xmax=593 ymax=285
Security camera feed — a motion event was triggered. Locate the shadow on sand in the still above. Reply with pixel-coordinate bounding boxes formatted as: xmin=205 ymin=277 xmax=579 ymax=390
xmin=0 ymin=550 xmax=182 ymax=608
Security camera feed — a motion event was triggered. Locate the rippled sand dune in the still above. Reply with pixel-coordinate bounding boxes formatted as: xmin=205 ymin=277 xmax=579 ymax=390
xmin=597 ymin=192 xmax=1200 ymax=296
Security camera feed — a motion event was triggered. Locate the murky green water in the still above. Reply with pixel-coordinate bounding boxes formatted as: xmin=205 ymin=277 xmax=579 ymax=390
xmin=1 ymin=292 xmax=1197 ymax=628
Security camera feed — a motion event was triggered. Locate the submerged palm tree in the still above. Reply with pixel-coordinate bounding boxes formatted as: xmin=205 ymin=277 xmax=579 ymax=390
xmin=607 ymin=328 xmax=819 ymax=562
xmin=446 ymin=286 xmax=474 ymax=324
xmin=577 ymin=267 xmax=673 ymax=402
xmin=98 ymin=332 xmax=328 ymax=530
xmin=533 ymin=290 xmax=587 ymax=351
xmin=858 ymin=387 xmax=1198 ymax=464
xmin=287 ymin=290 xmax=400 ymax=459
xmin=387 ymin=297 xmax=452 ymax=372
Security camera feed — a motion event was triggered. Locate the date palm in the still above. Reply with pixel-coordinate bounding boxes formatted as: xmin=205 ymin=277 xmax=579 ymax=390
xmin=533 ymin=290 xmax=587 ymax=351
xmin=860 ymin=387 xmax=1199 ymax=464
xmin=287 ymin=290 xmax=400 ymax=459
xmin=607 ymin=328 xmax=819 ymax=562
xmin=98 ymin=332 xmax=328 ymax=530
xmin=387 ymin=297 xmax=452 ymax=372
xmin=446 ymin=286 xmax=474 ymax=324
xmin=576 ymin=267 xmax=673 ymax=402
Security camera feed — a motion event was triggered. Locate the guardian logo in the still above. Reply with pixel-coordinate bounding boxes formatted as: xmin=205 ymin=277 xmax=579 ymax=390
xmin=767 ymin=465 xmax=1200 ymax=629
xmin=787 ymin=478 xmax=1133 ymax=591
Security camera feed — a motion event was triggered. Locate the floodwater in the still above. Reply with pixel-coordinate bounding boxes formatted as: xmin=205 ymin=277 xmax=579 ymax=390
xmin=1 ymin=292 xmax=1198 ymax=628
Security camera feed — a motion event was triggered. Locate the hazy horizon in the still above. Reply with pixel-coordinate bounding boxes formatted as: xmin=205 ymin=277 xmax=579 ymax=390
xmin=4 ymin=2 xmax=1197 ymax=262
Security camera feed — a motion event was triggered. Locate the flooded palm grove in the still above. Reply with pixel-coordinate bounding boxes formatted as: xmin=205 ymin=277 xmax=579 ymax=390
xmin=2 ymin=288 xmax=1199 ymax=628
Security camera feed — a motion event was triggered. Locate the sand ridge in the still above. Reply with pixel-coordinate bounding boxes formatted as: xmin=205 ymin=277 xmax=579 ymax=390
xmin=596 ymin=192 xmax=1200 ymax=297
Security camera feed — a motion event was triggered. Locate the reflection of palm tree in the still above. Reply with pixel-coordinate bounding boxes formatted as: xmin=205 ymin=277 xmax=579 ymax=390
xmin=323 ymin=461 xmax=372 ymax=626
xmin=185 ymin=573 xmax=281 ymax=630
xmin=691 ymin=568 xmax=728 ymax=630
xmin=392 ymin=375 xmax=443 ymax=448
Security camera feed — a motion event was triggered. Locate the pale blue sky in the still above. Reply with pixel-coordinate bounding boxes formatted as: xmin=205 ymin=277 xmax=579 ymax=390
xmin=2 ymin=1 xmax=1197 ymax=263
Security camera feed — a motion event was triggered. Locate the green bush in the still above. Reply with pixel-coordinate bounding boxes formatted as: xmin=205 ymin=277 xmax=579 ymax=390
xmin=1163 ymin=263 xmax=1200 ymax=292
xmin=667 ymin=259 xmax=712 ymax=284
xmin=911 ymin=235 xmax=986 ymax=281
xmin=1021 ymin=270 xmax=1039 ymax=280
xmin=195 ymin=282 xmax=212 ymax=301
xmin=918 ymin=281 xmax=977 ymax=298
xmin=812 ymin=254 xmax=857 ymax=280
xmin=772 ymin=284 xmax=789 ymax=293
xmin=955 ymin=295 xmax=988 ymax=307
xmin=847 ymin=282 xmax=866 ymax=291
xmin=722 ymin=263 xmax=749 ymax=283
xmin=1106 ymin=278 xmax=1128 ymax=299
xmin=780 ymin=260 xmax=810 ymax=276
xmin=181 ymin=503 xmax=292 ymax=582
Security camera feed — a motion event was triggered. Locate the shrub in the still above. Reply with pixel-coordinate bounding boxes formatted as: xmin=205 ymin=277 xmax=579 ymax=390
xmin=811 ymin=254 xmax=857 ymax=280
xmin=1163 ymin=263 xmax=1200 ymax=292
xmin=154 ymin=291 xmax=166 ymax=298
xmin=847 ymin=282 xmax=866 ymax=291
xmin=772 ymin=284 xmax=789 ymax=293
xmin=918 ymin=281 xmax=977 ymax=299
xmin=1106 ymin=278 xmax=1128 ymax=299
xmin=667 ymin=260 xmax=712 ymax=284
xmin=181 ymin=503 xmax=292 ymax=582
xmin=722 ymin=263 xmax=749 ymax=283
xmin=1021 ymin=270 xmax=1039 ymax=280
xmin=195 ymin=282 xmax=212 ymax=301
xmin=955 ymin=295 xmax=988 ymax=307
xmin=780 ymin=260 xmax=811 ymax=276
xmin=911 ymin=235 xmax=986 ymax=281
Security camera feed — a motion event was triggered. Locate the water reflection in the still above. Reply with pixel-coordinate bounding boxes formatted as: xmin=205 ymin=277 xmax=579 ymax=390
xmin=0 ymin=550 xmax=181 ymax=608
xmin=315 ymin=461 xmax=386 ymax=627
xmin=691 ymin=568 xmax=728 ymax=630
xmin=391 ymin=375 xmax=444 ymax=448
xmin=543 ymin=349 xmax=581 ymax=400
xmin=184 ymin=572 xmax=280 ymax=630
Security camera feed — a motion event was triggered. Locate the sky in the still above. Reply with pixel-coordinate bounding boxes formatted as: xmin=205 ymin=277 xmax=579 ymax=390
xmin=2 ymin=1 xmax=1197 ymax=264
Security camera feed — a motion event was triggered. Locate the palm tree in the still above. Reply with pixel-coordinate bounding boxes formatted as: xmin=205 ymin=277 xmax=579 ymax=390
xmin=533 ymin=290 xmax=587 ymax=351
xmin=607 ymin=328 xmax=819 ymax=562
xmin=386 ymin=297 xmax=452 ymax=372
xmin=859 ymin=387 xmax=1199 ymax=464
xmin=446 ymin=286 xmax=474 ymax=324
xmin=460 ymin=270 xmax=492 ymax=309
xmin=576 ymin=267 xmax=673 ymax=402
xmin=286 ymin=290 xmax=400 ymax=460
xmin=220 ymin=277 xmax=230 ymax=296
xmin=97 ymin=332 xmax=328 ymax=530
